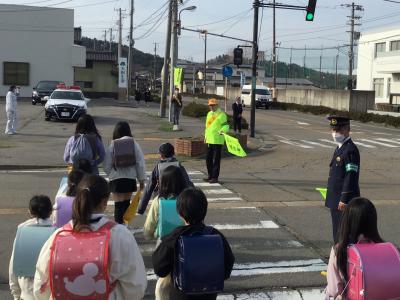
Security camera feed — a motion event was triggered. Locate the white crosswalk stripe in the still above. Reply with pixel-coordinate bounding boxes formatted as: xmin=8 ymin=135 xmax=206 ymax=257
xmin=279 ymin=139 xmax=314 ymax=149
xmin=359 ymin=139 xmax=399 ymax=148
xmin=353 ymin=141 xmax=376 ymax=148
xmin=301 ymin=140 xmax=332 ymax=148
xmin=376 ymin=138 xmax=400 ymax=145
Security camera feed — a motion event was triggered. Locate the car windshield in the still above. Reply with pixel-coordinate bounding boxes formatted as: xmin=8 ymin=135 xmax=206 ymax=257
xmin=36 ymin=82 xmax=59 ymax=90
xmin=51 ymin=91 xmax=83 ymax=100
xmin=255 ymin=89 xmax=270 ymax=95
xmin=242 ymin=90 xmax=251 ymax=95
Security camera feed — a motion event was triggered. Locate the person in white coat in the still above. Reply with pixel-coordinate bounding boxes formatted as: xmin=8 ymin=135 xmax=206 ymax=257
xmin=33 ymin=175 xmax=147 ymax=300
xmin=5 ymin=85 xmax=18 ymax=135
xmin=9 ymin=195 xmax=53 ymax=300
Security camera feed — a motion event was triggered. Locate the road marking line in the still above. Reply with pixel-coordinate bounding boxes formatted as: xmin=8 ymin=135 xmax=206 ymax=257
xmin=301 ymin=140 xmax=332 ymax=148
xmin=318 ymin=139 xmax=337 ymax=145
xmin=376 ymin=138 xmax=400 ymax=145
xmin=194 ymin=182 xmax=222 ymax=187
xmin=297 ymin=121 xmax=310 ymax=125
xmin=212 ymin=220 xmax=279 ymax=230
xmin=207 ymin=197 xmax=243 ymax=202
xmin=372 ymin=132 xmax=392 ymax=136
xmin=353 ymin=141 xmax=376 ymax=148
xmin=203 ymin=189 xmax=233 ymax=194
xmin=279 ymin=140 xmax=314 ymax=149
xmin=359 ymin=139 xmax=398 ymax=148
xmin=146 ymin=259 xmax=326 ymax=280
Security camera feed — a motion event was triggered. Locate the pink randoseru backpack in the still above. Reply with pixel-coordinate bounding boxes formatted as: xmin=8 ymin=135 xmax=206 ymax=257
xmin=49 ymin=221 xmax=116 ymax=300
xmin=347 ymin=242 xmax=400 ymax=300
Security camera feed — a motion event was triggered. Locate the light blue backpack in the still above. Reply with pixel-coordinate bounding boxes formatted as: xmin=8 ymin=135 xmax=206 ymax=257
xmin=13 ymin=225 xmax=56 ymax=277
xmin=156 ymin=197 xmax=184 ymax=238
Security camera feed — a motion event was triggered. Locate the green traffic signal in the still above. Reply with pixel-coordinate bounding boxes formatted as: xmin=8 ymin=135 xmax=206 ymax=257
xmin=306 ymin=12 xmax=314 ymax=21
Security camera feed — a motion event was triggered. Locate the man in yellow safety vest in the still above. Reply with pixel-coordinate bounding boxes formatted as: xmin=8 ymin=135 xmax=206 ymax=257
xmin=203 ymin=98 xmax=229 ymax=183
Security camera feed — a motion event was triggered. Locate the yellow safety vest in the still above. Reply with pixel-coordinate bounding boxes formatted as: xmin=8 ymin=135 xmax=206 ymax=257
xmin=204 ymin=108 xmax=229 ymax=145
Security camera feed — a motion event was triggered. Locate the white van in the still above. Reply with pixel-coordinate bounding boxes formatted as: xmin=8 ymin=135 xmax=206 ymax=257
xmin=241 ymin=85 xmax=272 ymax=109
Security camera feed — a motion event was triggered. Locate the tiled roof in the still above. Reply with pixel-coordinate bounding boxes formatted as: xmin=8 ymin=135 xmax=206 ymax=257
xmin=86 ymin=51 xmax=117 ymax=62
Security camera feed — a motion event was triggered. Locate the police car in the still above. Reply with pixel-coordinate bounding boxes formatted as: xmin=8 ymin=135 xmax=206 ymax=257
xmin=44 ymin=85 xmax=88 ymax=121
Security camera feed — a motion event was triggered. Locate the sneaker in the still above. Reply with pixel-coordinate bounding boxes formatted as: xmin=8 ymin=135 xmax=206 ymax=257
xmin=209 ymin=178 xmax=219 ymax=184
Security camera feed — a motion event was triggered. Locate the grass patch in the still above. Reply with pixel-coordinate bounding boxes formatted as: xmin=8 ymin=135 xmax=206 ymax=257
xmin=158 ymin=121 xmax=173 ymax=132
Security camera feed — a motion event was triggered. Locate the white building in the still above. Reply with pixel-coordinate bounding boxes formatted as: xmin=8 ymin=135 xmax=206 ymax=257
xmin=0 ymin=4 xmax=85 ymax=98
xmin=357 ymin=27 xmax=400 ymax=104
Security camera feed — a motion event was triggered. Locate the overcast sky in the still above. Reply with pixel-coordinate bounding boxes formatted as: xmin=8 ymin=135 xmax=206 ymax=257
xmin=4 ymin=0 xmax=400 ymax=66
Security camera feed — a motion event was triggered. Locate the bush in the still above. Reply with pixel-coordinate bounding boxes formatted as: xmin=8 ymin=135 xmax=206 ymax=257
xmin=270 ymin=102 xmax=400 ymax=128
xmin=182 ymin=102 xmax=209 ymax=118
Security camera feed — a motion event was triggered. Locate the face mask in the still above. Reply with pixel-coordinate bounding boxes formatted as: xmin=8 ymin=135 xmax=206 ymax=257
xmin=332 ymin=132 xmax=346 ymax=144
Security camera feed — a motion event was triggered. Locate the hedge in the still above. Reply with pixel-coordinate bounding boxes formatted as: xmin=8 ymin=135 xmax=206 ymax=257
xmin=182 ymin=101 xmax=249 ymax=129
xmin=270 ymin=102 xmax=400 ymax=128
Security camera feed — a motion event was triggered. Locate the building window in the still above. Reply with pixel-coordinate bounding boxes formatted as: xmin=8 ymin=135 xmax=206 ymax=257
xmin=3 ymin=62 xmax=29 ymax=85
xmin=392 ymin=95 xmax=400 ymax=105
xmin=375 ymin=42 xmax=386 ymax=58
xmin=86 ymin=60 xmax=93 ymax=69
xmin=373 ymin=78 xmax=384 ymax=97
xmin=387 ymin=78 xmax=391 ymax=98
xmin=390 ymin=40 xmax=400 ymax=51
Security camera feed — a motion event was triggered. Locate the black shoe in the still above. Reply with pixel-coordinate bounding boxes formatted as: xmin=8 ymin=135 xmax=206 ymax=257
xmin=209 ymin=178 xmax=219 ymax=184
xmin=203 ymin=177 xmax=210 ymax=182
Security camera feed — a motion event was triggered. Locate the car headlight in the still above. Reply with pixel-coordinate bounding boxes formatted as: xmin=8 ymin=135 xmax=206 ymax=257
xmin=32 ymin=91 xmax=38 ymax=96
xmin=46 ymin=105 xmax=55 ymax=109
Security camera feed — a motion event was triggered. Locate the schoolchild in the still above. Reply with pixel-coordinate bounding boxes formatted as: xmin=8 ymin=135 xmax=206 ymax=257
xmin=143 ymin=165 xmax=188 ymax=240
xmin=138 ymin=143 xmax=193 ymax=215
xmin=103 ymin=121 xmax=146 ymax=224
xmin=9 ymin=195 xmax=53 ymax=300
xmin=152 ymin=187 xmax=235 ymax=300
xmin=33 ymin=175 xmax=147 ymax=299
xmin=325 ymin=197 xmax=384 ymax=298
xmin=72 ymin=158 xmax=93 ymax=174
xmin=63 ymin=114 xmax=105 ymax=175
xmin=53 ymin=170 xmax=85 ymax=227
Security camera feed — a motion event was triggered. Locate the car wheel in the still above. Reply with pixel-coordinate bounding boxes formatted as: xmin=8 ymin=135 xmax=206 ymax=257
xmin=264 ymin=104 xmax=269 ymax=110
xmin=45 ymin=117 xmax=50 ymax=121
xmin=32 ymin=101 xmax=36 ymax=105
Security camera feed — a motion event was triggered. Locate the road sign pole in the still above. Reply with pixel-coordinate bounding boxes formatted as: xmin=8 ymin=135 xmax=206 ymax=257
xmin=224 ymin=76 xmax=228 ymax=112
xmin=250 ymin=0 xmax=259 ymax=138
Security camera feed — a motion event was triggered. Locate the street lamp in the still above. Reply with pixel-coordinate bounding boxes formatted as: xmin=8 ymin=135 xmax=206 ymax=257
xmin=177 ymin=6 xmax=197 ymax=36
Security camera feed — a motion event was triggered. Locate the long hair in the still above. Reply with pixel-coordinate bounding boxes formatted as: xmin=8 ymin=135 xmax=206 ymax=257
xmin=112 ymin=121 xmax=133 ymax=140
xmin=336 ymin=197 xmax=383 ymax=280
xmin=72 ymin=175 xmax=110 ymax=231
xmin=75 ymin=114 xmax=101 ymax=139
xmin=158 ymin=165 xmax=187 ymax=199
xmin=66 ymin=170 xmax=85 ymax=197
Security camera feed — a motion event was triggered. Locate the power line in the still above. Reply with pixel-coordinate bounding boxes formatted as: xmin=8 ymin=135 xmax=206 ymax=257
xmin=184 ymin=9 xmax=252 ymax=28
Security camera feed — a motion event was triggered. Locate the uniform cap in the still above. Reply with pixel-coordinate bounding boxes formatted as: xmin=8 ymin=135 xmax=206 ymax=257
xmin=208 ymin=98 xmax=218 ymax=106
xmin=327 ymin=115 xmax=350 ymax=128
xmin=159 ymin=143 xmax=175 ymax=157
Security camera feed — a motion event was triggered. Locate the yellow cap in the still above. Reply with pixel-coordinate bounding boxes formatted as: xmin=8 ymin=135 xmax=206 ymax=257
xmin=208 ymin=98 xmax=218 ymax=106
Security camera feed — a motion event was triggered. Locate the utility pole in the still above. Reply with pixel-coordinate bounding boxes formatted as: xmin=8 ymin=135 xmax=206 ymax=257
xmin=203 ymin=30 xmax=207 ymax=94
xmin=127 ymin=0 xmax=134 ymax=101
xmin=115 ymin=7 xmax=126 ymax=100
xmin=153 ymin=42 xmax=158 ymax=89
xmin=160 ymin=0 xmax=172 ymax=118
xmin=250 ymin=0 xmax=259 ymax=138
xmin=109 ymin=28 xmax=113 ymax=51
xmin=335 ymin=47 xmax=339 ymax=89
xmin=169 ymin=0 xmax=178 ymax=122
xmin=272 ymin=0 xmax=277 ymax=100
xmin=342 ymin=2 xmax=363 ymax=90
xmin=319 ymin=46 xmax=323 ymax=87
xmin=289 ymin=47 xmax=292 ymax=78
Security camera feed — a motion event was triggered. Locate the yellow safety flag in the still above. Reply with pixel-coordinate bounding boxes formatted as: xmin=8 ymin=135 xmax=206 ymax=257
xmin=123 ymin=190 xmax=142 ymax=224
xmin=315 ymin=187 xmax=327 ymax=200
xmin=223 ymin=133 xmax=247 ymax=157
xmin=174 ymin=67 xmax=183 ymax=86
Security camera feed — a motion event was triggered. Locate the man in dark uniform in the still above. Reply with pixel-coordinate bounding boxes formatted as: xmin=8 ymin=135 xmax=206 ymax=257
xmin=232 ymin=96 xmax=243 ymax=133
xmin=326 ymin=116 xmax=360 ymax=243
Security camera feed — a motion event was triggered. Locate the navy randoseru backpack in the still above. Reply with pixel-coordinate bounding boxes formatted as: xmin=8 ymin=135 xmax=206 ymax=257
xmin=173 ymin=226 xmax=225 ymax=295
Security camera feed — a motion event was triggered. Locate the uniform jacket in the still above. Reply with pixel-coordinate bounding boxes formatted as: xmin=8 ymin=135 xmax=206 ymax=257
xmin=33 ymin=214 xmax=147 ymax=300
xmin=326 ymin=138 xmax=360 ymax=209
xmin=152 ymin=223 xmax=235 ymax=300
xmin=232 ymin=102 xmax=243 ymax=117
xmin=204 ymin=108 xmax=229 ymax=145
xmin=6 ymin=91 xmax=17 ymax=112
xmin=137 ymin=158 xmax=193 ymax=214
xmin=103 ymin=136 xmax=146 ymax=183
xmin=9 ymin=218 xmax=52 ymax=300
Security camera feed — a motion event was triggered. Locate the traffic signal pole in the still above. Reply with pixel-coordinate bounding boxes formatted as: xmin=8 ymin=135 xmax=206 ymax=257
xmin=250 ymin=0 xmax=259 ymax=138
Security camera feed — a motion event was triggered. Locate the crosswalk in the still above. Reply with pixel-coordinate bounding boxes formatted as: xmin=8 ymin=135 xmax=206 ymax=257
xmin=54 ymin=169 xmax=327 ymax=296
xmin=123 ymin=169 xmax=327 ymax=297
xmin=277 ymin=136 xmax=400 ymax=150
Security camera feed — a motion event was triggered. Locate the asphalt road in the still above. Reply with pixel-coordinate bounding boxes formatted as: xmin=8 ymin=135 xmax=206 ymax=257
xmin=0 ymin=99 xmax=399 ymax=299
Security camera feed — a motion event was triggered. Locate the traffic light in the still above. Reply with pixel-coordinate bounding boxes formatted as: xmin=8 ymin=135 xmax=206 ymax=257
xmin=305 ymin=0 xmax=317 ymax=21
xmin=233 ymin=47 xmax=243 ymax=66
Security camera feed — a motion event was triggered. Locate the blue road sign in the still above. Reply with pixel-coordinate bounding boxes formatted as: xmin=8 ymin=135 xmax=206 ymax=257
xmin=222 ymin=65 xmax=233 ymax=78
